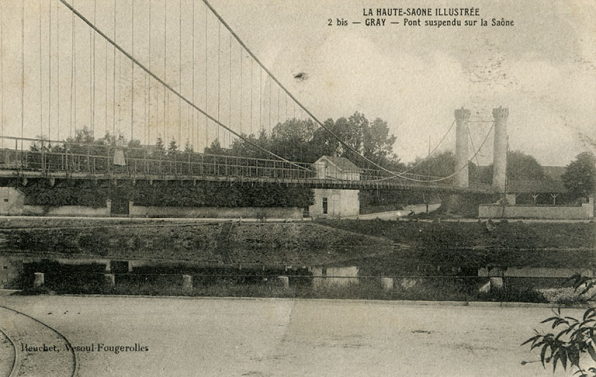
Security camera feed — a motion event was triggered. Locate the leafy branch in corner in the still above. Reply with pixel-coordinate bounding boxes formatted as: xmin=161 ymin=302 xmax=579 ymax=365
xmin=523 ymin=274 xmax=596 ymax=376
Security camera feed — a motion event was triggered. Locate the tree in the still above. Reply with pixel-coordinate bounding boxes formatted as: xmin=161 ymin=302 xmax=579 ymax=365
xmin=561 ymin=152 xmax=596 ymax=200
xmin=407 ymin=150 xmax=456 ymax=178
xmin=363 ymin=117 xmax=397 ymax=164
xmin=472 ymin=150 xmax=545 ymax=184
xmin=524 ymin=275 xmax=596 ymax=377
xmin=153 ymin=137 xmax=166 ymax=157
xmin=507 ymin=150 xmax=545 ymax=181
xmin=268 ymin=118 xmax=318 ymax=162
xmin=311 ymin=112 xmax=401 ymax=168
xmin=204 ymin=139 xmax=227 ymax=155
xmin=184 ymin=140 xmax=194 ymax=154
xmin=167 ymin=139 xmax=179 ymax=156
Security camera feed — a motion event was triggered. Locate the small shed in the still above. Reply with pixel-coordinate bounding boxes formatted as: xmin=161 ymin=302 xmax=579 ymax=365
xmin=313 ymin=156 xmax=362 ymax=181
xmin=0 ymin=187 xmax=25 ymax=215
xmin=309 ymin=156 xmax=361 ymax=218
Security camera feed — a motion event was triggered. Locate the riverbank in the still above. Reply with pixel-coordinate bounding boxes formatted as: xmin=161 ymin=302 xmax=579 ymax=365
xmin=319 ymin=219 xmax=596 ymax=273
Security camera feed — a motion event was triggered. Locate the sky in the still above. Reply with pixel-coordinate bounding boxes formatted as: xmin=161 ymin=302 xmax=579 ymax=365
xmin=208 ymin=0 xmax=596 ymax=166
xmin=0 ymin=0 xmax=594 ymax=167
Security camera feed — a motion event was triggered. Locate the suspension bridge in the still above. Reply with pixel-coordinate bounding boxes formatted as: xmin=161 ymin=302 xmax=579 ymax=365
xmin=0 ymin=0 xmax=504 ymax=194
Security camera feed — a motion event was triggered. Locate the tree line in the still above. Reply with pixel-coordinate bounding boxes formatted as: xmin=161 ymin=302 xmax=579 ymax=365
xmin=26 ymin=114 xmax=594 ymax=207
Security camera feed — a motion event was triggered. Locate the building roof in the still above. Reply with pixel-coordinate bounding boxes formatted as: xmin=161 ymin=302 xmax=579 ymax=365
xmin=508 ymin=179 xmax=567 ymax=194
xmin=315 ymin=156 xmax=362 ymax=173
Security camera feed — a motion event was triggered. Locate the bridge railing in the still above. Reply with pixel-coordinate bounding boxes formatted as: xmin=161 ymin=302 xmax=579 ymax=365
xmin=0 ymin=137 xmax=488 ymax=191
xmin=360 ymin=168 xmax=455 ymax=187
xmin=0 ymin=145 xmax=316 ymax=180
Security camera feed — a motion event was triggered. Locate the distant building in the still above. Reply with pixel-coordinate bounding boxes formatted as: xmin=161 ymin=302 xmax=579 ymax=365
xmin=476 ymin=165 xmax=569 ymax=205
xmin=0 ymin=187 xmax=25 ymax=215
xmin=313 ymin=156 xmax=362 ymax=181
xmin=507 ymin=166 xmax=568 ymax=205
xmin=308 ymin=156 xmax=361 ymax=218
xmin=478 ymin=165 xmax=594 ymax=219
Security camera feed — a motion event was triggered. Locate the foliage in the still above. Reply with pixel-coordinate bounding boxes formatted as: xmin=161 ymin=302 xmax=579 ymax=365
xmin=21 ymin=180 xmax=109 ymax=208
xmin=472 ymin=150 xmax=546 ymax=184
xmin=312 ymin=113 xmax=401 ymax=168
xmin=524 ymin=275 xmax=596 ymax=376
xmin=404 ymin=149 xmax=545 ymax=185
xmin=359 ymin=190 xmax=430 ymax=212
xmin=204 ymin=139 xmax=228 ymax=156
xmin=167 ymin=139 xmax=179 ymax=156
xmin=477 ymin=285 xmax=547 ymax=303
xmin=226 ymin=113 xmax=403 ymax=169
xmin=507 ymin=150 xmax=546 ymax=181
xmin=562 ymin=152 xmax=596 ymax=200
xmin=407 ymin=150 xmax=456 ymax=179
xmin=22 ymin=180 xmax=314 ymax=208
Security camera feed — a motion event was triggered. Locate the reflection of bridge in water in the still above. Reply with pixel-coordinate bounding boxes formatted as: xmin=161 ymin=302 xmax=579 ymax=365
xmin=0 ymin=137 xmax=490 ymax=194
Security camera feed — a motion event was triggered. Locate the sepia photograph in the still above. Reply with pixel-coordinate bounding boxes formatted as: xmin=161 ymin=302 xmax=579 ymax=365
xmin=0 ymin=0 xmax=595 ymax=376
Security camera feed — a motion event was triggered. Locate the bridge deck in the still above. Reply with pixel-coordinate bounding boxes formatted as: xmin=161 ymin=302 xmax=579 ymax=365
xmin=0 ymin=147 xmax=490 ymax=194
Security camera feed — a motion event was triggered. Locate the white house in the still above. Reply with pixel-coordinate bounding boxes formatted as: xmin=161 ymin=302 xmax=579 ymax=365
xmin=308 ymin=156 xmax=361 ymax=218
xmin=0 ymin=187 xmax=25 ymax=215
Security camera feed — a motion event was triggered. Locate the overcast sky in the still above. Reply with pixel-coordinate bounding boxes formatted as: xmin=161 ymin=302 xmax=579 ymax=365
xmin=209 ymin=0 xmax=596 ymax=166
xmin=1 ymin=0 xmax=594 ymax=166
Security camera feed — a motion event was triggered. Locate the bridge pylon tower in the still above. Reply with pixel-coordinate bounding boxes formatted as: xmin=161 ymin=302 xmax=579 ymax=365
xmin=454 ymin=107 xmax=471 ymax=188
xmin=492 ymin=106 xmax=509 ymax=193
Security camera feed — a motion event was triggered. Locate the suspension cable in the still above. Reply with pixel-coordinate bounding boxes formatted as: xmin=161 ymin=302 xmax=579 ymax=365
xmin=58 ymin=0 xmax=311 ymax=171
xmin=178 ymin=0 xmax=182 ymax=144
xmin=191 ymin=0 xmax=195 ymax=148
xmin=250 ymin=58 xmax=253 ymax=135
xmin=268 ymin=76 xmax=272 ymax=133
xmin=148 ymin=0 xmax=152 ymax=144
xmin=228 ymin=32 xmax=232 ymax=147
xmin=240 ymin=43 xmax=242 ymax=135
xmin=57 ymin=1 xmax=61 ymax=141
xmin=21 ymin=0 xmax=25 ymax=149
xmin=131 ymin=0 xmax=135 ymax=142
xmin=39 ymin=0 xmax=43 ymax=140
xmin=217 ymin=21 xmax=220 ymax=142
xmin=104 ymin=5 xmax=108 ymax=138
xmin=259 ymin=69 xmax=262 ymax=133
xmin=112 ymin=0 xmax=116 ymax=136
xmin=202 ymin=0 xmax=438 ymax=181
xmin=204 ymin=4 xmax=208 ymax=149
xmin=372 ymin=121 xmax=495 ymax=183
xmin=91 ymin=0 xmax=96 ymax=137
xmin=163 ymin=0 xmax=167 ymax=142
xmin=71 ymin=0 xmax=75 ymax=137
xmin=49 ymin=1 xmax=53 ymax=141
xmin=1 ymin=0 xmax=4 ymax=148
xmin=400 ymin=119 xmax=456 ymax=175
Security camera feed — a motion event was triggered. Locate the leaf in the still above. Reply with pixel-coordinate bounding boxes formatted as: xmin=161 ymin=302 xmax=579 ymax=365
xmin=569 ymin=348 xmax=581 ymax=368
xmin=542 ymin=316 xmax=558 ymax=324
xmin=560 ymin=349 xmax=567 ymax=370
xmin=540 ymin=344 xmax=549 ymax=367
xmin=589 ymin=344 xmax=596 ymax=362
xmin=522 ymin=335 xmax=541 ymax=346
